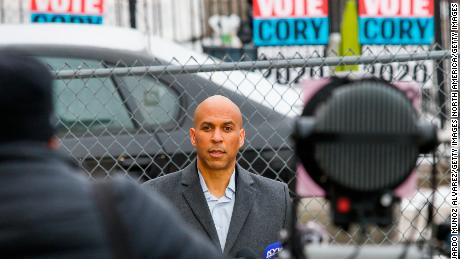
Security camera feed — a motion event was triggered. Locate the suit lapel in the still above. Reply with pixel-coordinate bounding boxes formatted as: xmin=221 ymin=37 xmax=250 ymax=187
xmin=224 ymin=166 xmax=257 ymax=254
xmin=180 ymin=162 xmax=220 ymax=248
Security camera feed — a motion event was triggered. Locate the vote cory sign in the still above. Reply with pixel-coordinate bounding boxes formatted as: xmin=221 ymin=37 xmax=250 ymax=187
xmin=30 ymin=0 xmax=104 ymax=24
xmin=359 ymin=0 xmax=434 ymax=45
xmin=253 ymin=0 xmax=329 ymax=46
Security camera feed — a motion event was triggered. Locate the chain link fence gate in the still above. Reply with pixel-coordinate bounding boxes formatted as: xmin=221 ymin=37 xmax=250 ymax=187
xmin=51 ymin=48 xmax=452 ymax=245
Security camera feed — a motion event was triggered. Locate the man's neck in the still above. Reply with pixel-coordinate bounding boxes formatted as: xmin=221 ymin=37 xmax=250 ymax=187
xmin=197 ymin=161 xmax=235 ymax=198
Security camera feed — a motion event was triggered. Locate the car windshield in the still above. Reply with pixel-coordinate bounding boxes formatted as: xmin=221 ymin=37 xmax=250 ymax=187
xmin=41 ymin=57 xmax=134 ymax=136
xmin=39 ymin=57 xmax=181 ymax=136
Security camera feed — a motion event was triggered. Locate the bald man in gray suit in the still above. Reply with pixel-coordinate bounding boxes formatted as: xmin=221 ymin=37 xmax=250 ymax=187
xmin=145 ymin=95 xmax=292 ymax=257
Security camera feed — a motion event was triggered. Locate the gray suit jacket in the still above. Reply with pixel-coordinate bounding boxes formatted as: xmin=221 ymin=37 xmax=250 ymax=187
xmin=144 ymin=162 xmax=292 ymax=258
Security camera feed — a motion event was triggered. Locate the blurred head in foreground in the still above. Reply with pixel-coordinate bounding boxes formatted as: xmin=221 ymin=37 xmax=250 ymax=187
xmin=0 ymin=50 xmax=58 ymax=148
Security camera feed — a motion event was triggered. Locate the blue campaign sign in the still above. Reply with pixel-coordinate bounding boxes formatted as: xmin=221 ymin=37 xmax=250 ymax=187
xmin=359 ymin=17 xmax=434 ymax=45
xmin=31 ymin=13 xmax=103 ymax=24
xmin=253 ymin=17 xmax=329 ymax=46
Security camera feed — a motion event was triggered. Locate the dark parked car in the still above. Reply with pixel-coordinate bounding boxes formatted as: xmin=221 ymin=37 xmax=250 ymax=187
xmin=0 ymin=24 xmax=297 ymax=187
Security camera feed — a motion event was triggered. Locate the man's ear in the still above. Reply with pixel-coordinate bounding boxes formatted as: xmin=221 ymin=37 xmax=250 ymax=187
xmin=239 ymin=128 xmax=245 ymax=148
xmin=48 ymin=136 xmax=60 ymax=150
xmin=189 ymin=128 xmax=197 ymax=146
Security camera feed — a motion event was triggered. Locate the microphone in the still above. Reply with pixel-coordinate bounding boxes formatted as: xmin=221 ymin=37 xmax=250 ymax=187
xmin=264 ymin=242 xmax=283 ymax=259
xmin=234 ymin=247 xmax=257 ymax=259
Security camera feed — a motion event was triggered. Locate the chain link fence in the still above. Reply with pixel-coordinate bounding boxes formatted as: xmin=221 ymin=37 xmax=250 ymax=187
xmin=49 ymin=46 xmax=452 ymax=245
xmin=0 ymin=0 xmax=453 ymax=253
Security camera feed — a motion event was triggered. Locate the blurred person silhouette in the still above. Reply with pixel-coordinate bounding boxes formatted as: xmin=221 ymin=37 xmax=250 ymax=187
xmin=0 ymin=50 xmax=225 ymax=259
xmin=144 ymin=95 xmax=292 ymax=258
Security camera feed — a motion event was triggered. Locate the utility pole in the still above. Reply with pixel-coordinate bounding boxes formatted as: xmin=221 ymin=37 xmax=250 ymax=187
xmin=128 ymin=0 xmax=137 ymax=28
xmin=434 ymin=0 xmax=446 ymax=127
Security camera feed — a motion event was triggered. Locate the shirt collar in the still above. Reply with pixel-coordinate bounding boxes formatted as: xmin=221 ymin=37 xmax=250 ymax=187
xmin=198 ymin=169 xmax=236 ymax=199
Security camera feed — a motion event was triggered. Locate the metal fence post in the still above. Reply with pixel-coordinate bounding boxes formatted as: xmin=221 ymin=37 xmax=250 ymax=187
xmin=128 ymin=0 xmax=137 ymax=28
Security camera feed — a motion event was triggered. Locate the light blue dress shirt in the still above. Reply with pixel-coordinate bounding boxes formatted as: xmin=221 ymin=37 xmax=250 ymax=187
xmin=198 ymin=169 xmax=236 ymax=251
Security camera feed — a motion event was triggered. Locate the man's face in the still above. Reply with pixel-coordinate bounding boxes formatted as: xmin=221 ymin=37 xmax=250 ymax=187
xmin=190 ymin=99 xmax=245 ymax=173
